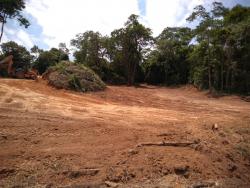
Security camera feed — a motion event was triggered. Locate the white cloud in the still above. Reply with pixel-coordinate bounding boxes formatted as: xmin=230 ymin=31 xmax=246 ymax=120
xmin=2 ymin=26 xmax=34 ymax=49
xmin=2 ymin=0 xmax=207 ymax=50
xmin=17 ymin=30 xmax=34 ymax=48
xmin=25 ymin=0 xmax=140 ymax=48
xmin=144 ymin=0 xmax=205 ymax=36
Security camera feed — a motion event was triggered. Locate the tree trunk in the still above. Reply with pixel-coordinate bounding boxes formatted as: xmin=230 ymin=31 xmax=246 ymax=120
xmin=226 ymin=67 xmax=230 ymax=92
xmin=221 ymin=59 xmax=224 ymax=91
xmin=208 ymin=66 xmax=212 ymax=91
xmin=0 ymin=16 xmax=5 ymax=43
xmin=131 ymin=62 xmax=137 ymax=85
xmin=231 ymin=69 xmax=235 ymax=92
xmin=207 ymin=34 xmax=212 ymax=91
xmin=127 ymin=61 xmax=132 ymax=86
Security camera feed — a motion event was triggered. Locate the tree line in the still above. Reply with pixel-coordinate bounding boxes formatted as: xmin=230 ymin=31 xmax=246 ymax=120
xmin=1 ymin=1 xmax=250 ymax=94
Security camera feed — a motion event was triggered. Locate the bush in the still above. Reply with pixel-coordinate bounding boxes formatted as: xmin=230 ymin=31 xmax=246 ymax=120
xmin=43 ymin=61 xmax=106 ymax=92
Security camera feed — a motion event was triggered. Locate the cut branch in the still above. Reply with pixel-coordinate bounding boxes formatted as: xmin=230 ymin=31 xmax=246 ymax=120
xmin=137 ymin=140 xmax=199 ymax=147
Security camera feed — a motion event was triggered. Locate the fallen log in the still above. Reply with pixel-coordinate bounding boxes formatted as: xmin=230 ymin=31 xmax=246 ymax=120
xmin=192 ymin=181 xmax=218 ymax=188
xmin=137 ymin=140 xmax=199 ymax=147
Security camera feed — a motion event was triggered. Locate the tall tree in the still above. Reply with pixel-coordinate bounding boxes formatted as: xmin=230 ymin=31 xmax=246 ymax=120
xmin=111 ymin=14 xmax=153 ymax=85
xmin=1 ymin=41 xmax=32 ymax=70
xmin=71 ymin=31 xmax=110 ymax=79
xmin=223 ymin=5 xmax=250 ymax=92
xmin=33 ymin=47 xmax=69 ymax=74
xmin=187 ymin=2 xmax=228 ymax=91
xmin=0 ymin=0 xmax=30 ymax=42
xmin=71 ymin=31 xmax=104 ymax=65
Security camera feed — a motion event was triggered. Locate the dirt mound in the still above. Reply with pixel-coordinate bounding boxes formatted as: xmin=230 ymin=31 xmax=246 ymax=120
xmin=43 ymin=61 xmax=106 ymax=92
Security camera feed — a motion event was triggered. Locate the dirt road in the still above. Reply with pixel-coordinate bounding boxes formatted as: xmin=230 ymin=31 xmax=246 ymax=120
xmin=0 ymin=79 xmax=250 ymax=187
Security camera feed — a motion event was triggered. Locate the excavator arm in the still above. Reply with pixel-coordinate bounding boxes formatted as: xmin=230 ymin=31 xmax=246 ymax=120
xmin=0 ymin=55 xmax=14 ymax=75
xmin=0 ymin=55 xmax=37 ymax=80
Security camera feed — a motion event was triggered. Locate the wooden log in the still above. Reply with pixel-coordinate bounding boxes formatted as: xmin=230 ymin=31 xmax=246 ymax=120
xmin=137 ymin=140 xmax=199 ymax=147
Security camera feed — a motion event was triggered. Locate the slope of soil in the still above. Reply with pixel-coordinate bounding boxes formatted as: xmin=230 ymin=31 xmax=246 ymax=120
xmin=0 ymin=79 xmax=250 ymax=187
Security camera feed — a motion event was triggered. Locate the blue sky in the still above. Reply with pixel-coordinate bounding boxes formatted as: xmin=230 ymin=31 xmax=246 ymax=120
xmin=2 ymin=0 xmax=250 ymax=51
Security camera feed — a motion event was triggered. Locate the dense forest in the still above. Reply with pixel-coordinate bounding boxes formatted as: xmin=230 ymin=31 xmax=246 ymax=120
xmin=1 ymin=1 xmax=250 ymax=94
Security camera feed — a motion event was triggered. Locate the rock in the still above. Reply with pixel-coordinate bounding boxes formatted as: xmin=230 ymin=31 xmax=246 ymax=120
xmin=104 ymin=181 xmax=120 ymax=187
xmin=128 ymin=149 xmax=138 ymax=155
xmin=228 ymin=164 xmax=237 ymax=172
xmin=174 ymin=165 xmax=190 ymax=178
xmin=222 ymin=140 xmax=229 ymax=145
xmin=212 ymin=123 xmax=218 ymax=131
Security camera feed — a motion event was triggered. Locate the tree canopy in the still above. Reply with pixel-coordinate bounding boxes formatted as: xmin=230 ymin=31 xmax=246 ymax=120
xmin=0 ymin=0 xmax=30 ymax=42
xmin=1 ymin=2 xmax=249 ymax=94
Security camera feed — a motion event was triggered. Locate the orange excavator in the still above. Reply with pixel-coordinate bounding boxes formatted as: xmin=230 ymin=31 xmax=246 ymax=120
xmin=0 ymin=55 xmax=37 ymax=80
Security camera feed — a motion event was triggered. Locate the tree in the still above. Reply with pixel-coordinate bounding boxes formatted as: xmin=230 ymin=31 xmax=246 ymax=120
xmin=187 ymin=2 xmax=228 ymax=91
xmin=71 ymin=31 xmax=103 ymax=66
xmin=34 ymin=51 xmax=57 ymax=74
xmin=71 ymin=31 xmax=110 ymax=79
xmin=186 ymin=2 xmax=250 ymax=94
xmin=1 ymin=41 xmax=32 ymax=70
xmin=111 ymin=14 xmax=153 ymax=85
xmin=58 ymin=43 xmax=70 ymax=56
xmin=222 ymin=5 xmax=250 ymax=93
xmin=30 ymin=45 xmax=43 ymax=62
xmin=0 ymin=0 xmax=30 ymax=42
xmin=33 ymin=47 xmax=69 ymax=74
xmin=50 ymin=47 xmax=69 ymax=62
xmin=152 ymin=27 xmax=192 ymax=85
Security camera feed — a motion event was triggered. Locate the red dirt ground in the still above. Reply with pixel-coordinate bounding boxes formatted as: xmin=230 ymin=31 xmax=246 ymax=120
xmin=0 ymin=78 xmax=250 ymax=187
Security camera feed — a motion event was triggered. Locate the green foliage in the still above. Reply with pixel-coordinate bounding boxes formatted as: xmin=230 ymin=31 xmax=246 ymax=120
xmin=71 ymin=31 xmax=111 ymax=81
xmin=144 ymin=27 xmax=192 ymax=85
xmin=112 ymin=14 xmax=153 ymax=85
xmin=2 ymin=3 xmax=249 ymax=94
xmin=0 ymin=0 xmax=30 ymax=42
xmin=71 ymin=15 xmax=153 ymax=85
xmin=186 ymin=2 xmax=250 ymax=94
xmin=33 ymin=47 xmax=69 ymax=74
xmin=0 ymin=41 xmax=32 ymax=70
xmin=54 ymin=61 xmax=67 ymax=73
xmin=44 ymin=61 xmax=106 ymax=92
xmin=68 ymin=74 xmax=82 ymax=90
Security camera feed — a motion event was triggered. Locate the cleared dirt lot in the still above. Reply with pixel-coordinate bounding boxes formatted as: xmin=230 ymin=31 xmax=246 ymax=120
xmin=0 ymin=79 xmax=250 ymax=187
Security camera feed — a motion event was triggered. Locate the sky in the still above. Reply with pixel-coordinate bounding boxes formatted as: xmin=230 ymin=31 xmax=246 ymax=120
xmin=2 ymin=0 xmax=250 ymax=51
